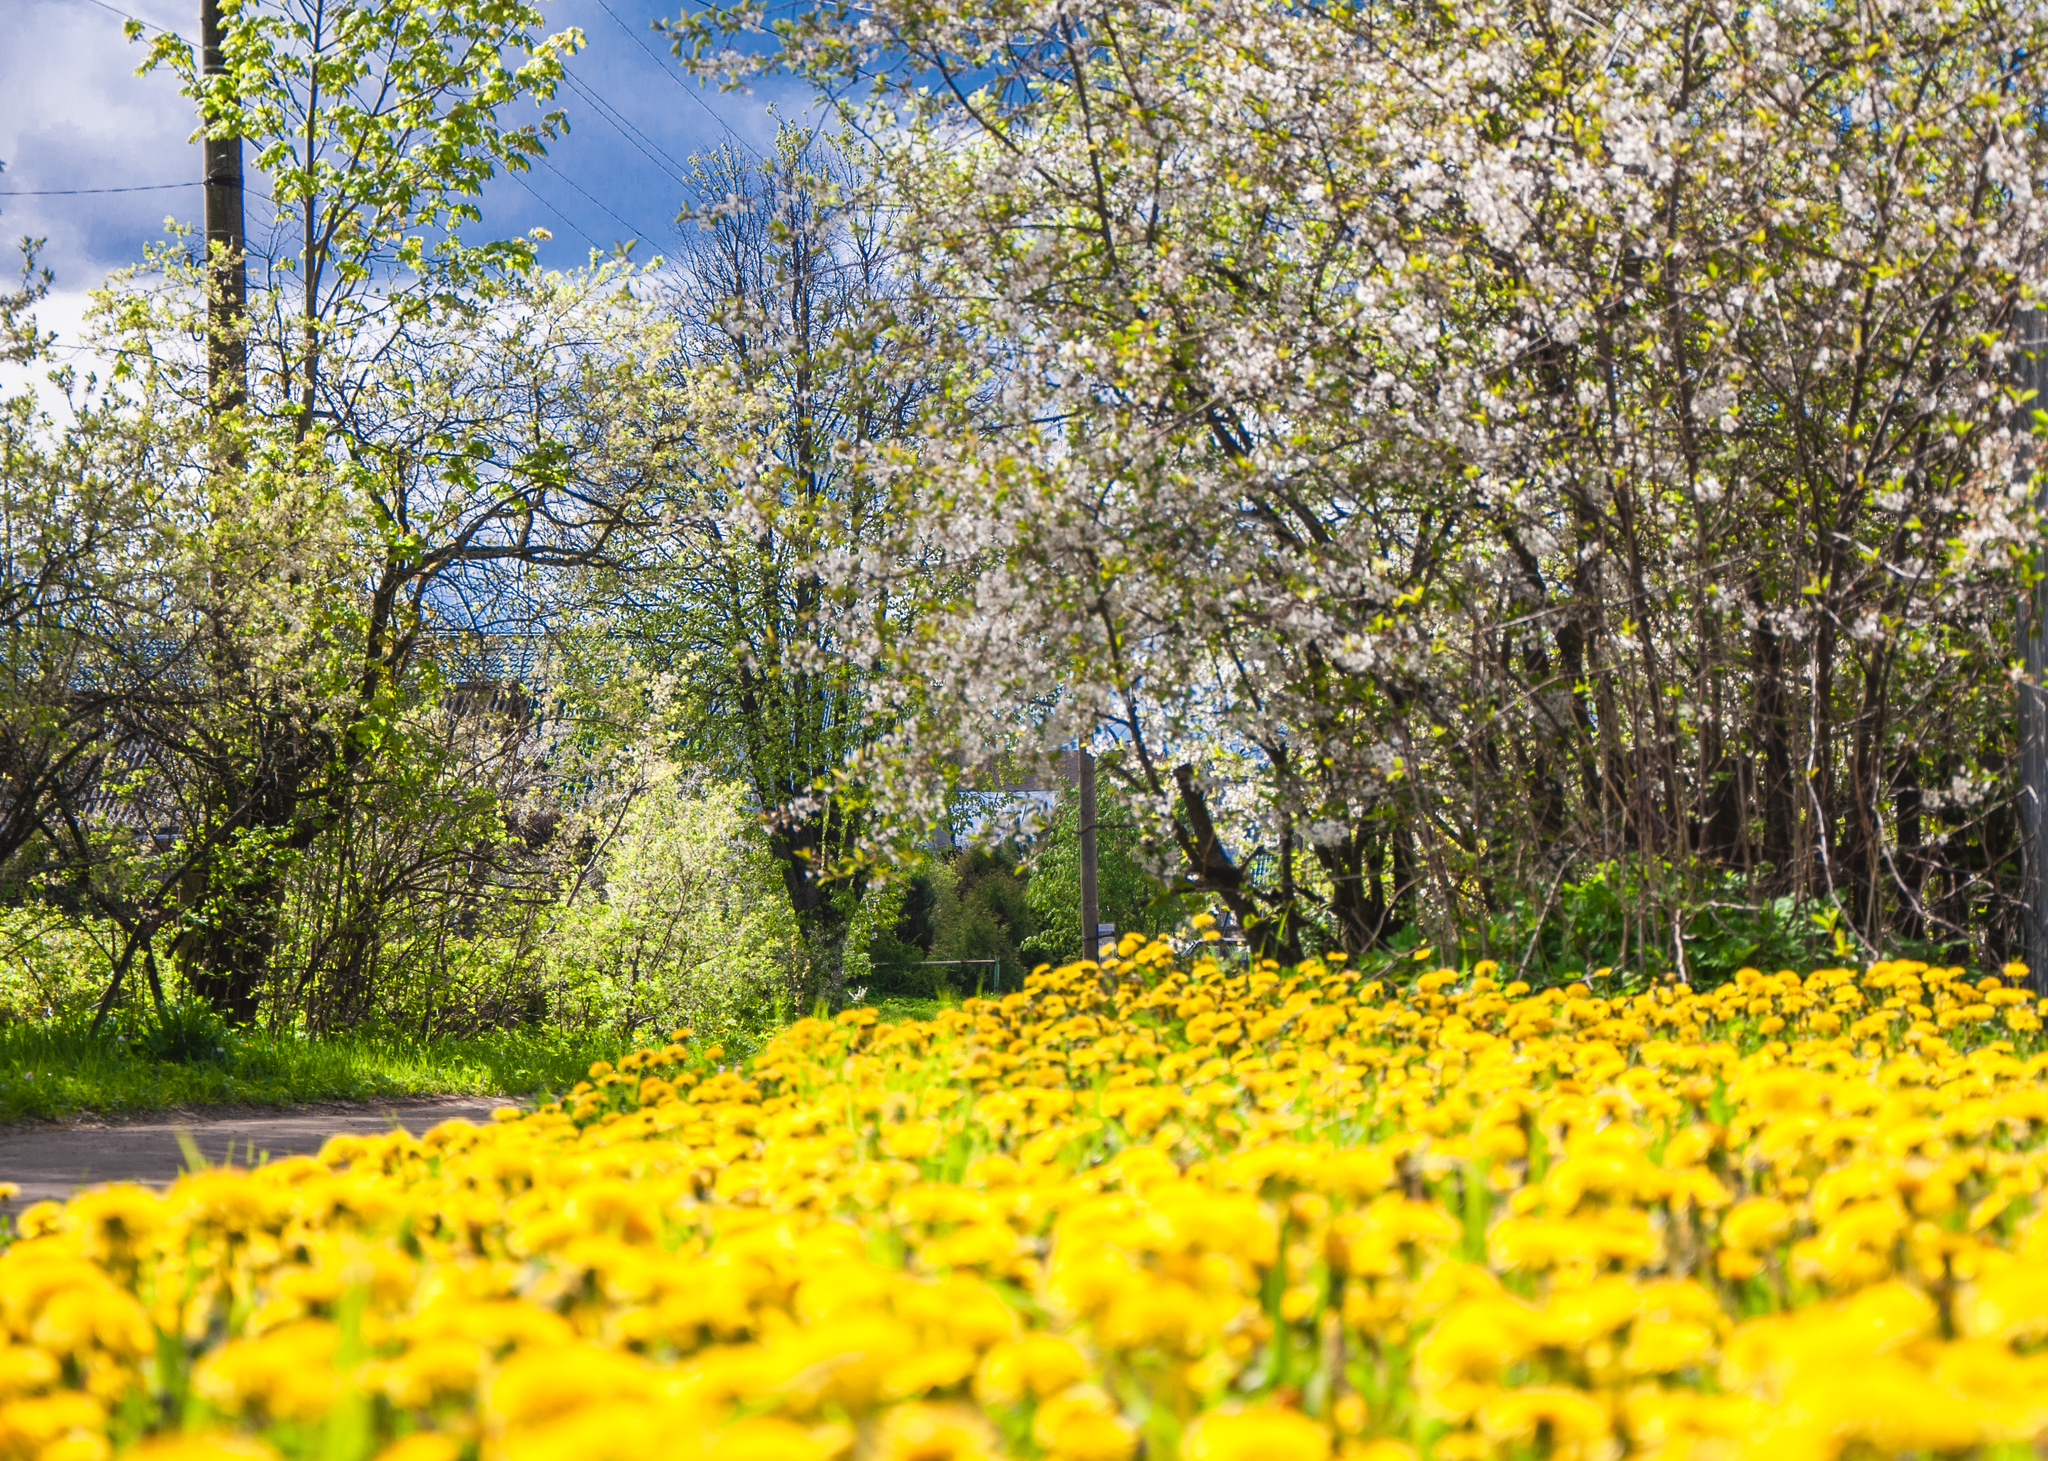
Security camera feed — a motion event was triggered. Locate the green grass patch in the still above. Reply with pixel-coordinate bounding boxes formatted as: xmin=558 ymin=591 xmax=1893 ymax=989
xmin=0 ymin=1023 xmax=633 ymax=1122
xmin=870 ymin=996 xmax=951 ymax=1025
xmin=0 ymin=985 xmax=967 ymax=1122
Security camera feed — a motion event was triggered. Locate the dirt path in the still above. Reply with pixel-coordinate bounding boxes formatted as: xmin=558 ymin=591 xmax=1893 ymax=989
xmin=0 ymin=1097 xmax=522 ymax=1204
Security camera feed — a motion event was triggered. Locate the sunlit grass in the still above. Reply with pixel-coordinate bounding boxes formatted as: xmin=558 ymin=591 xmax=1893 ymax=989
xmin=868 ymin=995 xmax=949 ymax=1025
xmin=0 ymin=1023 xmax=634 ymax=1121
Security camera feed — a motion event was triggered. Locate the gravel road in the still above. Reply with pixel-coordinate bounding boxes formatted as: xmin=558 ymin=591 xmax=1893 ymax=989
xmin=0 ymin=1097 xmax=521 ymax=1204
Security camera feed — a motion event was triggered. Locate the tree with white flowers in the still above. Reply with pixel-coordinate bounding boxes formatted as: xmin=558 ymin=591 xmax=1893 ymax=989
xmin=673 ymin=0 xmax=2048 ymax=971
xmin=586 ymin=127 xmax=958 ymax=1009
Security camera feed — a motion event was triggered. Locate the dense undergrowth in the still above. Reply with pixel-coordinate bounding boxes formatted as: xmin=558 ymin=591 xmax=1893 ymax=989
xmin=4 ymin=937 xmax=2048 ymax=1460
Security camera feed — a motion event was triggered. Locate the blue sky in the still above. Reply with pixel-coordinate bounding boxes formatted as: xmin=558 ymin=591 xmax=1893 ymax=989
xmin=2 ymin=0 xmax=804 ymax=349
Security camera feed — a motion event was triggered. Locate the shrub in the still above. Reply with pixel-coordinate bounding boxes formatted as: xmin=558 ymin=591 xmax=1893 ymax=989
xmin=0 ymin=907 xmax=120 ymax=1023
xmin=542 ymin=769 xmax=794 ymax=1050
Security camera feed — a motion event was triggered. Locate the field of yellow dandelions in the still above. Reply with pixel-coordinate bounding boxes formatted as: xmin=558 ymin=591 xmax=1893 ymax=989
xmin=4 ymin=941 xmax=2048 ymax=1461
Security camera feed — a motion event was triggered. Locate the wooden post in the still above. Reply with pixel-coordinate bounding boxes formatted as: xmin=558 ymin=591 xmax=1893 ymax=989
xmin=202 ymin=0 xmax=245 ymax=412
xmin=1079 ymin=749 xmax=1100 ymax=962
xmin=2020 ymin=308 xmax=2048 ymax=994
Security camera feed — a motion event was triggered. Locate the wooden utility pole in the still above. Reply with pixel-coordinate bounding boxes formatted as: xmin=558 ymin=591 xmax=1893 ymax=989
xmin=1079 ymin=749 xmax=1100 ymax=962
xmin=201 ymin=0 xmax=245 ymax=411
xmin=181 ymin=0 xmax=250 ymax=1017
xmin=2019 ymin=308 xmax=2048 ymax=994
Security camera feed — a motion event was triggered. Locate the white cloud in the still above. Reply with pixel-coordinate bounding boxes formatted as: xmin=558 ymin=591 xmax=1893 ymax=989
xmin=0 ymin=0 xmax=203 ymax=289
xmin=0 ymin=0 xmax=813 ymax=291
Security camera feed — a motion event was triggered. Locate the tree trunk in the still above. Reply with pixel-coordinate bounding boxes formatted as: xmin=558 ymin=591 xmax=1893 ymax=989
xmin=1750 ymin=580 xmax=1796 ymax=880
xmin=768 ymin=810 xmax=863 ymax=1013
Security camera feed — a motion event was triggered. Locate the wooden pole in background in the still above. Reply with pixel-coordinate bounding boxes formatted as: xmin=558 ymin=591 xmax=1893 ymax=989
xmin=202 ymin=0 xmax=245 ymax=413
xmin=2019 ymin=308 xmax=2048 ymax=994
xmin=1079 ymin=750 xmax=1099 ymax=962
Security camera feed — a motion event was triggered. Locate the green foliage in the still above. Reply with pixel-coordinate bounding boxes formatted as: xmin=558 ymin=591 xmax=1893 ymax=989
xmin=862 ymin=850 xmax=1042 ymax=997
xmin=543 ymin=770 xmax=795 ymax=1048
xmin=837 ymin=873 xmax=901 ymax=1000
xmin=868 ymin=994 xmax=949 ymax=1024
xmin=929 ymin=850 xmax=1035 ymax=993
xmin=593 ymin=127 xmax=954 ymax=1008
xmin=0 ymin=242 xmax=52 ymax=367
xmin=76 ymin=0 xmax=658 ymax=1031
xmin=865 ymin=807 xmax=1204 ymax=996
xmin=1316 ymin=858 xmax=1969 ymax=994
xmin=1021 ymin=789 xmax=1197 ymax=968
xmin=1514 ymin=864 xmax=1953 ymax=989
xmin=135 ymin=998 xmax=232 ymax=1066
xmin=139 ymin=0 xmax=581 ymax=320
xmin=0 ymin=907 xmax=122 ymax=1023
xmin=864 ymin=868 xmax=940 ymax=997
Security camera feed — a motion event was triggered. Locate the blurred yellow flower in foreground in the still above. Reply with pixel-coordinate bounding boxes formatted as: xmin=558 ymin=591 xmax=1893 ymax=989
xmin=0 ymin=951 xmax=2042 ymax=1459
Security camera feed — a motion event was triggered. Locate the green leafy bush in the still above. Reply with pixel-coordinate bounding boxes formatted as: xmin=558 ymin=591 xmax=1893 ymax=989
xmin=0 ymin=907 xmax=120 ymax=1023
xmin=134 ymin=997 xmax=232 ymax=1066
xmin=543 ymin=768 xmax=795 ymax=1050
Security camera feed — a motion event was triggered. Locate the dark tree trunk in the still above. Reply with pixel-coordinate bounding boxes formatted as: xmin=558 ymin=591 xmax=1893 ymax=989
xmin=1750 ymin=582 xmax=1796 ymax=878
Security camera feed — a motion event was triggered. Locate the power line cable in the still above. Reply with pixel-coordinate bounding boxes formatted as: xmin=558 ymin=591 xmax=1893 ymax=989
xmin=64 ymin=0 xmax=181 ymax=37
xmin=0 ymin=182 xmax=195 ymax=196
xmin=0 ymin=156 xmax=621 ymax=258
xmin=3 ymin=178 xmax=281 ymax=207
xmin=532 ymin=153 xmax=646 ymax=246
xmin=504 ymin=165 xmax=608 ymax=255
xmin=587 ymin=0 xmax=766 ymax=161
xmin=557 ymin=69 xmax=694 ymax=189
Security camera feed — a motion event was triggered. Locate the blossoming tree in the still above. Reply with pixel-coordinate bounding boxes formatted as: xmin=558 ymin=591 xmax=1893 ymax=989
xmin=675 ymin=0 xmax=2048 ymax=971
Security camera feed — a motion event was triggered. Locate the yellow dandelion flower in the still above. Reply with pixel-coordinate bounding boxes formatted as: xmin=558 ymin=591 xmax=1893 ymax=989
xmin=1182 ymin=1406 xmax=1330 ymax=1461
xmin=870 ymin=1402 xmax=997 ymax=1461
